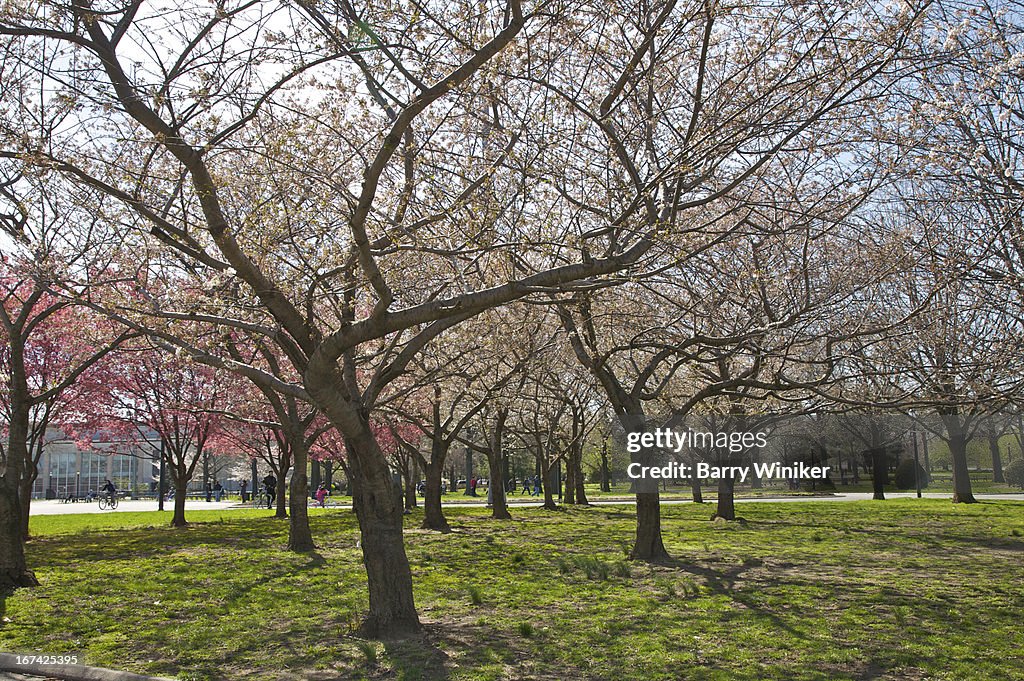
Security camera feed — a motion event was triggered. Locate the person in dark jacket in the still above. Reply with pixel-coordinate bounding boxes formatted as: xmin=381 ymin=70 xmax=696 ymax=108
xmin=262 ymin=474 xmax=277 ymax=508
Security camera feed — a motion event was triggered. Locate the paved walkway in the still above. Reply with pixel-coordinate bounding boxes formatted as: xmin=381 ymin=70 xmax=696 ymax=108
xmin=0 ymin=653 xmax=170 ymax=680
xmin=28 ymin=492 xmax=1024 ymax=515
xmin=29 ymin=499 xmax=240 ymax=515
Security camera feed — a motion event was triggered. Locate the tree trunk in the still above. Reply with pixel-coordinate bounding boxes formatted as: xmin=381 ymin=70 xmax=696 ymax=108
xmin=486 ymin=451 xmax=511 ymax=520
xmin=749 ymin=451 xmax=763 ymax=489
xmin=421 ymin=447 xmax=451 ymax=532
xmin=171 ymin=478 xmax=188 ymax=527
xmin=345 ymin=427 xmax=420 ymax=637
xmin=600 ymin=440 xmax=611 ymax=492
xmin=288 ymin=441 xmax=315 ymax=552
xmin=564 ymin=443 xmax=587 ymax=505
xmin=631 ymin=492 xmax=669 ymax=561
xmin=275 ymin=462 xmax=289 ymax=519
xmin=0 ymin=485 xmax=37 ymax=589
xmin=989 ymin=434 xmax=1005 ymax=483
xmin=324 ymin=460 xmax=334 ymax=489
xmin=1 ymin=351 xmax=39 ymax=588
xmin=540 ymin=457 xmax=558 ymax=510
xmin=404 ymin=457 xmax=418 ymax=510
xmin=18 ymin=477 xmax=32 ymax=541
xmin=942 ymin=417 xmax=974 ymax=501
xmin=690 ymin=475 xmax=703 ymax=503
xmin=870 ymin=447 xmax=887 ymax=500
xmin=563 ymin=454 xmax=576 ymax=504
xmin=575 ymin=457 xmax=588 ymax=505
xmin=716 ymin=473 xmax=736 ymax=520
xmin=0 ymin=469 xmax=37 ymax=590
xmin=623 ymin=409 xmax=668 ymax=561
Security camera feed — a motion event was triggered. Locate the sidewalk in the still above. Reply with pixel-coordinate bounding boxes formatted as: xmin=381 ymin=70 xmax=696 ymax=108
xmin=29 ymin=499 xmax=239 ymax=515
xmin=0 ymin=654 xmax=170 ymax=681
xmin=29 ymin=492 xmax=1024 ymax=516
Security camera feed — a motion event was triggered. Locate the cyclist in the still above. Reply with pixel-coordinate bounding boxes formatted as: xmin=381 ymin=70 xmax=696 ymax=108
xmin=262 ymin=473 xmax=277 ymax=509
xmin=102 ymin=478 xmax=117 ymax=505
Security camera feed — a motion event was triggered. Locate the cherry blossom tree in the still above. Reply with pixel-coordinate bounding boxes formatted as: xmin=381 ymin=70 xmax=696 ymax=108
xmin=0 ymin=0 xmax=931 ymax=634
xmin=0 ymin=169 xmax=133 ymax=588
xmin=78 ymin=341 xmax=231 ymax=527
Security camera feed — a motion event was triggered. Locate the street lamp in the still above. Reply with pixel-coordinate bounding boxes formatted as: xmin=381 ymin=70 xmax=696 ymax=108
xmin=76 ymin=471 xmax=81 ymax=501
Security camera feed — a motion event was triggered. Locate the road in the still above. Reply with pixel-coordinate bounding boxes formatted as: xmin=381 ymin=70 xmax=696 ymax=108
xmin=27 ymin=492 xmax=1024 ymax=515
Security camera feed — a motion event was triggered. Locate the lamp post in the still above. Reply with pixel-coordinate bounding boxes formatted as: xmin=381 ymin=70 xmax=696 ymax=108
xmin=75 ymin=471 xmax=81 ymax=501
xmin=250 ymin=458 xmax=258 ymax=501
xmin=203 ymin=450 xmax=211 ymax=502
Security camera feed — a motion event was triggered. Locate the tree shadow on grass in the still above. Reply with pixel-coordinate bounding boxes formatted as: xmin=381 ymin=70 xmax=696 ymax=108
xmin=218 ymin=551 xmax=329 ymax=613
xmin=750 ymin=516 xmax=1024 ymax=558
xmin=646 ymin=555 xmax=815 ymax=641
xmin=26 ymin=517 xmax=292 ymax=568
xmin=380 ymin=626 xmax=452 ymax=681
xmin=641 ymin=554 xmax=751 ymax=592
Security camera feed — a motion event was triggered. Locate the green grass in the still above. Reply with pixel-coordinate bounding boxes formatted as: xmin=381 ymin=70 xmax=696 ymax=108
xmin=2 ymin=501 xmax=1023 ymax=680
xmin=575 ymin=475 xmax=1024 ymax=500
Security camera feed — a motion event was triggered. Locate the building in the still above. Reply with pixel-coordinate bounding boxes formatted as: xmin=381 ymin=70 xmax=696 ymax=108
xmin=32 ymin=431 xmax=158 ymax=499
xmin=31 ymin=428 xmax=252 ymax=499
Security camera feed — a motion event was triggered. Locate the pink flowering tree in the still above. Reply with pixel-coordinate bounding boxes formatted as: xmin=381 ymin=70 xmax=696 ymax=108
xmin=78 ymin=341 xmax=231 ymax=528
xmin=0 ymin=260 xmax=134 ymax=587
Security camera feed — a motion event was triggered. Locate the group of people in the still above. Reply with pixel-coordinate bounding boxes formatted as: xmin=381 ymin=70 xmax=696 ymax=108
xmin=201 ymin=480 xmax=226 ymax=502
xmin=410 ymin=476 xmax=544 ymax=497
xmin=158 ymin=475 xmax=333 ymax=509
xmin=510 ymin=476 xmax=543 ymax=496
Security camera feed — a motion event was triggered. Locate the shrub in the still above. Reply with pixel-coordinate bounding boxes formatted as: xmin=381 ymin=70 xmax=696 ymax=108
xmin=894 ymin=458 xmax=929 ymax=490
xmin=1005 ymin=459 xmax=1024 ymax=489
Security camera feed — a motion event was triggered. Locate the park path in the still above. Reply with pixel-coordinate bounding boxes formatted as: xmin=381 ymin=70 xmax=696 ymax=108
xmin=0 ymin=653 xmax=170 ymax=681
xmin=27 ymin=492 xmax=1024 ymax=515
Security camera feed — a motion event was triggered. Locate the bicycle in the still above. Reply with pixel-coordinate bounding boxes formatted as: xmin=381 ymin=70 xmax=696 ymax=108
xmin=98 ymin=495 xmax=119 ymax=511
xmin=253 ymin=490 xmax=273 ymax=509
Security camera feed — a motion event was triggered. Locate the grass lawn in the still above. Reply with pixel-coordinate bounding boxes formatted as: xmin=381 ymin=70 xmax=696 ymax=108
xmin=571 ymin=477 xmax=1023 ymax=500
xmin=2 ymin=500 xmax=1023 ymax=680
